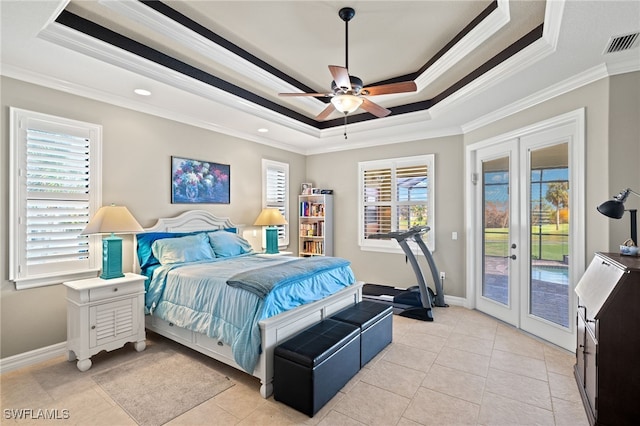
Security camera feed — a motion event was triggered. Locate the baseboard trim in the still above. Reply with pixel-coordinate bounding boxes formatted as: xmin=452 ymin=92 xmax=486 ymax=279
xmin=0 ymin=342 xmax=67 ymax=374
xmin=442 ymin=295 xmax=469 ymax=308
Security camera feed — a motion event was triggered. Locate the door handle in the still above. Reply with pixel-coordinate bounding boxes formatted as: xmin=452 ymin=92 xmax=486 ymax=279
xmin=502 ymin=254 xmax=516 ymax=260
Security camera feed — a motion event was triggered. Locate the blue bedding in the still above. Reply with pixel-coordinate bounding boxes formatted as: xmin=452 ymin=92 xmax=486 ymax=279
xmin=145 ymin=254 xmax=355 ymax=373
xmin=227 ymin=256 xmax=351 ymax=298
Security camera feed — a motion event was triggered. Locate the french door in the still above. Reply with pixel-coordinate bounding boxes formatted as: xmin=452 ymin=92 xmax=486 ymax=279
xmin=468 ymin=112 xmax=585 ymax=351
xmin=475 ymin=140 xmax=520 ymax=325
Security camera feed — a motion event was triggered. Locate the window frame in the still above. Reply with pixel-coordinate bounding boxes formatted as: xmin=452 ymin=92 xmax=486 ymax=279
xmin=358 ymin=154 xmax=435 ymax=254
xmin=261 ymin=159 xmax=289 ymax=247
xmin=10 ymin=107 xmax=103 ymax=289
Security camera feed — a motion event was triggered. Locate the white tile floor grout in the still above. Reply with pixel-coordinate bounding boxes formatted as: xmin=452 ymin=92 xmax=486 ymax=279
xmin=1 ymin=305 xmax=589 ymax=425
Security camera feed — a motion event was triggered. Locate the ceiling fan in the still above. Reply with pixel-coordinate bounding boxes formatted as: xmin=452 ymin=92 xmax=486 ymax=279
xmin=279 ymin=7 xmax=418 ymax=122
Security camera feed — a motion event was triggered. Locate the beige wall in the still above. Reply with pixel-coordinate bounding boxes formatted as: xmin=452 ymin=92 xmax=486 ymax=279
xmin=306 ymin=135 xmax=466 ymax=297
xmin=2 ymin=71 xmax=638 ymax=360
xmin=0 ymin=76 xmax=306 ymax=358
xmin=465 ymin=76 xmax=615 ymax=265
xmin=464 ymin=71 xmax=639 ymax=258
xmin=608 ymin=72 xmax=640 ymax=248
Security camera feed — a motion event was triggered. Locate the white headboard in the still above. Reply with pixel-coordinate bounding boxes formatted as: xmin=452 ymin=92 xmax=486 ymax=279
xmin=133 ymin=210 xmax=241 ymax=272
xmin=144 ymin=210 xmax=239 ymax=233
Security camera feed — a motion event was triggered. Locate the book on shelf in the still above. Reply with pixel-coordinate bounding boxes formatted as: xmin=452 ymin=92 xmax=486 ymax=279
xmin=301 ymin=240 xmax=324 ymax=255
xmin=299 ymin=201 xmax=325 ymax=217
xmin=299 ymin=221 xmax=324 ymax=237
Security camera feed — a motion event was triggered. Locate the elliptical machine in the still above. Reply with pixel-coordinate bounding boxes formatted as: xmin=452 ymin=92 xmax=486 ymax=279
xmin=365 ymin=226 xmax=448 ymax=321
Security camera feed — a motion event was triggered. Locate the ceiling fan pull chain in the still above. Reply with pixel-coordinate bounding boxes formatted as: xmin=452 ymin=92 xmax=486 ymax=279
xmin=344 ymin=113 xmax=348 ymax=139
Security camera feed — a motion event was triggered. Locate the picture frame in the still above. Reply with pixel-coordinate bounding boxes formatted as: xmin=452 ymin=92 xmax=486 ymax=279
xmin=171 ymin=156 xmax=230 ymax=204
xmin=301 ymin=182 xmax=313 ymax=195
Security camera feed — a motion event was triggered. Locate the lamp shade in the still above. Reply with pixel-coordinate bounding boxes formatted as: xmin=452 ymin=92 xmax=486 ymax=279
xmin=331 ymin=94 xmax=363 ymax=114
xmin=81 ymin=205 xmax=144 ymax=235
xmin=597 ymin=199 xmax=626 ymax=219
xmin=597 ymin=188 xmax=640 ymax=249
xmin=253 ymin=208 xmax=288 ymax=226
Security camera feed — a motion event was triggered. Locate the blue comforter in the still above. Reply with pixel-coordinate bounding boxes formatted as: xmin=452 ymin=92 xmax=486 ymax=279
xmin=227 ymin=256 xmax=351 ymax=298
xmin=145 ymin=255 xmax=355 ymax=373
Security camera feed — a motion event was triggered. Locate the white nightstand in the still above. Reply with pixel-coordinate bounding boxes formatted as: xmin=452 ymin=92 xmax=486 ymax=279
xmin=63 ymin=273 xmax=147 ymax=371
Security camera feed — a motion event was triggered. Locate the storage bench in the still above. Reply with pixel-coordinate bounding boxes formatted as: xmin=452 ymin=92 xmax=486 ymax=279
xmin=331 ymin=300 xmax=393 ymax=367
xmin=273 ymin=318 xmax=360 ymax=416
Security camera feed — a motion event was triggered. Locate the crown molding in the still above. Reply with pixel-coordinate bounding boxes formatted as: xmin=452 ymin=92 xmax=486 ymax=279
xmin=461 ymin=64 xmax=610 ymax=133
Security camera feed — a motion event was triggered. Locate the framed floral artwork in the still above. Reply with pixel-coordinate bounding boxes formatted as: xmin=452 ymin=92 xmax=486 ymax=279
xmin=171 ymin=156 xmax=230 ymax=204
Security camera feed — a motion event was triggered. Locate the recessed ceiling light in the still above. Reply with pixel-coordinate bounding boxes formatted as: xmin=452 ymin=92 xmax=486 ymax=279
xmin=258 ymin=128 xmax=269 ymax=133
xmin=134 ymin=88 xmax=151 ymax=96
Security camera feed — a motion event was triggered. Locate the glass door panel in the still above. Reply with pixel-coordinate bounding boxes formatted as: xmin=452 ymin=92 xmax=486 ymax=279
xmin=475 ymin=140 xmax=519 ymax=325
xmin=482 ymin=157 xmax=510 ymax=306
xmin=528 ymin=143 xmax=570 ymax=327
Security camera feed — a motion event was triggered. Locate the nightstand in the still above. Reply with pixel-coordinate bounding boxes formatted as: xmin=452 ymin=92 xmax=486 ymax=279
xmin=64 ymin=273 xmax=146 ymax=371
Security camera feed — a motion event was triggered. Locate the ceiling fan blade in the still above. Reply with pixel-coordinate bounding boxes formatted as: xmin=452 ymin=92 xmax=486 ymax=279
xmin=279 ymin=92 xmax=330 ymax=97
xmin=329 ymin=65 xmax=352 ymax=92
xmin=360 ymin=98 xmax=391 ymax=118
xmin=316 ymin=104 xmax=336 ymax=121
xmin=362 ymin=81 xmax=417 ymax=96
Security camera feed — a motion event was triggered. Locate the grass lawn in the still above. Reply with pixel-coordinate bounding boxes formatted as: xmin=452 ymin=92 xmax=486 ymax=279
xmin=485 ymin=223 xmax=569 ymax=261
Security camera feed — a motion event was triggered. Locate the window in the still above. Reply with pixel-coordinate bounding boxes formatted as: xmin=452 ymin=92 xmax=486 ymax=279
xmin=262 ymin=159 xmax=289 ymax=246
xmin=10 ymin=108 xmax=102 ymax=289
xmin=359 ymin=154 xmax=435 ymax=253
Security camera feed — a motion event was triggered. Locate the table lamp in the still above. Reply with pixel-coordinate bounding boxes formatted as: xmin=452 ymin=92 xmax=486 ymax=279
xmin=597 ymin=188 xmax=639 ymax=247
xmin=254 ymin=208 xmax=288 ymax=254
xmin=81 ymin=205 xmax=144 ymax=279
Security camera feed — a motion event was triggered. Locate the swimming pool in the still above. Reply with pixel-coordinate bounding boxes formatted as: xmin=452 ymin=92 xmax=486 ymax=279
xmin=531 ymin=265 xmax=569 ymax=285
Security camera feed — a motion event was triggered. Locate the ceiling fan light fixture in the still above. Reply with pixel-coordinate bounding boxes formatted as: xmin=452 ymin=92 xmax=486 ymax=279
xmin=331 ymin=94 xmax=363 ymax=114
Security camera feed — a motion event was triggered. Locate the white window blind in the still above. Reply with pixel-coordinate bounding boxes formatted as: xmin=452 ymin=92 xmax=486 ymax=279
xmin=359 ymin=155 xmax=435 ymax=253
xmin=10 ymin=108 xmax=102 ymax=289
xmin=262 ymin=159 xmax=289 ymax=245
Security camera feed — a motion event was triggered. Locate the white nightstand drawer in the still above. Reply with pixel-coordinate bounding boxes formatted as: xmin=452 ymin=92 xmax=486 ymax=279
xmin=89 ymin=281 xmax=142 ymax=301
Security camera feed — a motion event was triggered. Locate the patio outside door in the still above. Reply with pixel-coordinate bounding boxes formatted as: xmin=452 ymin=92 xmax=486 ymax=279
xmin=472 ymin=126 xmax=576 ymax=351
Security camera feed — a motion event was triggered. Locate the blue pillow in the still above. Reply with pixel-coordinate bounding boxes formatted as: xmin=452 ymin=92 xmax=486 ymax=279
xmin=136 ymin=228 xmax=238 ymax=270
xmin=208 ymin=231 xmax=253 ymax=258
xmin=151 ymin=233 xmax=215 ymax=265
xmin=137 ymin=232 xmax=190 ymax=270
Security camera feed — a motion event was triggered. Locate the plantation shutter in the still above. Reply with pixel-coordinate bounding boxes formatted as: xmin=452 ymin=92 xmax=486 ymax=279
xmin=26 ymin=129 xmax=91 ymax=265
xmin=362 ymin=167 xmax=392 ymax=238
xmin=262 ymin=160 xmax=289 ymax=245
xmin=11 ymin=108 xmax=102 ymax=289
xmin=359 ymin=155 xmax=435 ymax=252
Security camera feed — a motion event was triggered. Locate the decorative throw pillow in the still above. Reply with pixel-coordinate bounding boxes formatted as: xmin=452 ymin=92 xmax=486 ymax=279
xmin=208 ymin=231 xmax=253 ymax=258
xmin=151 ymin=233 xmax=215 ymax=265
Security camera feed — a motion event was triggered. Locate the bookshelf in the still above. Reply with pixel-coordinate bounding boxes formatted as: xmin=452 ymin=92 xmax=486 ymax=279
xmin=298 ymin=194 xmax=333 ymax=257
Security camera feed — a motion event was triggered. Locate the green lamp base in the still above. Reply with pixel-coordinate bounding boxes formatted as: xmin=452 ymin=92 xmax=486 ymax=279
xmin=264 ymin=227 xmax=279 ymax=254
xmin=100 ymin=234 xmax=125 ymax=280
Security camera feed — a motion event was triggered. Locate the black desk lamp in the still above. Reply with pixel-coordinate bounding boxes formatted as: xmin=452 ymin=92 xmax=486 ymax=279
xmin=597 ymin=188 xmax=639 ymax=246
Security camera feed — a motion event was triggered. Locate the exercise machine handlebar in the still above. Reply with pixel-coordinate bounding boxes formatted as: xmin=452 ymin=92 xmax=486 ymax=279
xmin=367 ymin=226 xmax=447 ymax=309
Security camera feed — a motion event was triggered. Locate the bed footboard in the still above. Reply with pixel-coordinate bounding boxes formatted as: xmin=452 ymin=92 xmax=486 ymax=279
xmin=145 ymin=281 xmax=363 ymax=398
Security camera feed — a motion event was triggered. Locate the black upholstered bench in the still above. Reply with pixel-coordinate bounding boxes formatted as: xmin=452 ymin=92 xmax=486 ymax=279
xmin=273 ymin=318 xmax=360 ymax=417
xmin=331 ymin=301 xmax=393 ymax=367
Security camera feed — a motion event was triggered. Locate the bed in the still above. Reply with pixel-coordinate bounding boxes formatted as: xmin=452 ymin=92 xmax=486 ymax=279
xmin=135 ymin=210 xmax=363 ymax=398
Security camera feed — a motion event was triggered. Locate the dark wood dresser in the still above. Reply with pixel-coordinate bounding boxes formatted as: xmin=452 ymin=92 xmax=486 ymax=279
xmin=574 ymin=252 xmax=640 ymax=425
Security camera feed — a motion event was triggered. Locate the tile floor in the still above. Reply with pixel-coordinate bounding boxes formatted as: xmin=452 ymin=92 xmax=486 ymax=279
xmin=1 ymin=305 xmax=590 ymax=425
